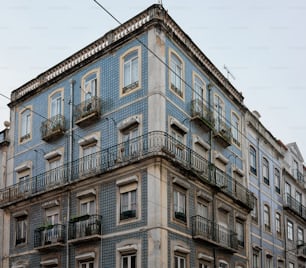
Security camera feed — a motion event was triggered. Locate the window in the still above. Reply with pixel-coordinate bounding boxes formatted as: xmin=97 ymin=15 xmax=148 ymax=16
xmin=80 ymin=198 xmax=96 ymax=216
xmin=121 ymin=253 xmax=136 ymax=268
xmin=263 ymin=158 xmax=269 ymax=185
xmin=16 ymin=216 xmax=27 ymax=245
xmin=121 ymin=126 xmax=139 ymax=158
xmin=249 ymin=146 xmax=257 ymax=175
xmin=120 ymin=189 xmax=137 ymax=220
xmin=79 ymin=260 xmax=94 ymax=268
xmin=289 ymin=262 xmax=294 ymax=268
xmin=275 ymin=212 xmax=281 ymax=236
xmin=15 ymin=163 xmax=31 ymax=193
xmin=193 ymin=74 xmax=206 ymax=113
xmin=118 ymin=179 xmax=138 ymax=221
xmin=121 ymin=47 xmax=141 ymax=94
xmin=43 ymin=207 xmax=59 ymax=245
xmin=214 ymin=94 xmax=225 ymax=132
xmin=263 ymin=204 xmax=270 ymax=231
xmin=252 ymin=249 xmax=260 ymax=268
xmin=236 ymin=221 xmax=245 ymax=247
xmin=231 ymin=112 xmax=240 ymax=146
xmin=199 ymin=261 xmax=210 ymax=268
xmin=175 ymin=254 xmax=186 ymax=268
xmin=219 ymin=261 xmax=228 ymax=268
xmin=285 ymin=182 xmax=291 ymax=197
xmin=45 ymin=150 xmax=63 ymax=186
xmin=82 ymin=144 xmax=98 ymax=172
xmin=287 ymin=220 xmax=293 ymax=240
xmin=293 ymin=159 xmax=299 ymax=179
xmin=20 ymin=108 xmax=31 ymax=142
xmin=174 ymin=187 xmax=186 ymax=222
xmin=251 ymin=196 xmax=258 ymax=222
xmin=197 ymin=202 xmax=208 ymax=219
xmin=274 ymin=168 xmax=280 ymax=194
xmin=296 ymin=191 xmax=302 ymax=205
xmin=170 ymin=51 xmax=183 ymax=97
xmin=265 ymin=255 xmax=273 ymax=268
xmin=50 ymin=92 xmax=62 ymax=117
xmin=84 ymin=73 xmax=98 ymax=100
xmin=298 ymin=227 xmax=304 ymax=242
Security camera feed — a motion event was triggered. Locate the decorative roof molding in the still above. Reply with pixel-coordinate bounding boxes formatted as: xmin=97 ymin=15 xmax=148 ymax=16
xmin=9 ymin=4 xmax=244 ymax=107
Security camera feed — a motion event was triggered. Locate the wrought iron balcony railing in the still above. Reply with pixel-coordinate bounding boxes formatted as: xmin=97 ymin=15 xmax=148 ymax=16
xmin=213 ymin=119 xmax=232 ymax=147
xmin=191 ymin=215 xmax=238 ymax=251
xmin=34 ymin=224 xmax=65 ymax=248
xmin=41 ymin=114 xmax=66 ymax=141
xmin=74 ymin=96 xmax=101 ymax=126
xmin=0 ymin=129 xmax=9 ymax=146
xmin=68 ymin=214 xmax=102 ymax=241
xmin=0 ymin=131 xmax=254 ymax=210
xmin=283 ymin=193 xmax=306 ymax=220
xmin=191 ymin=100 xmax=215 ymax=130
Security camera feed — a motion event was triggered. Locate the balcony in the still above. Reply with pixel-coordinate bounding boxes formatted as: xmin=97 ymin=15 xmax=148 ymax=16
xmin=298 ymin=245 xmax=306 ymax=259
xmin=0 ymin=129 xmax=9 ymax=147
xmin=34 ymin=224 xmax=65 ymax=251
xmin=191 ymin=215 xmax=238 ymax=252
xmin=190 ymin=100 xmax=215 ymax=131
xmin=41 ymin=114 xmax=65 ymax=141
xmin=68 ymin=214 xmax=102 ymax=243
xmin=0 ymin=131 xmax=254 ymax=210
xmin=283 ymin=193 xmax=306 ymax=220
xmin=74 ymin=96 xmax=101 ymax=127
xmin=213 ymin=120 xmax=232 ymax=147
xmin=211 ymin=166 xmax=255 ymax=210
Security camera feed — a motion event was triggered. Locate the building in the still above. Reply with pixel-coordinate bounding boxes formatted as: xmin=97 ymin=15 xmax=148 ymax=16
xmin=0 ymin=125 xmax=10 ymax=268
xmin=246 ymin=110 xmax=287 ymax=268
xmin=5 ymin=3 xmax=306 ymax=268
xmin=282 ymin=142 xmax=306 ymax=268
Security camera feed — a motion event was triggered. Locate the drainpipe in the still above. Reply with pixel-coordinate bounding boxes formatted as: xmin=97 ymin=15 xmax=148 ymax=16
xmin=66 ymin=79 xmax=75 ymax=268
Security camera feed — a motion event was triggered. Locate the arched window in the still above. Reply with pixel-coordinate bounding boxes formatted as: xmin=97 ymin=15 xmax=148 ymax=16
xmin=264 ymin=204 xmax=271 ymax=231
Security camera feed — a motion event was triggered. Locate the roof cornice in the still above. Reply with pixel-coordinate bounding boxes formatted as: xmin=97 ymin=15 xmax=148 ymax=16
xmin=9 ymin=4 xmax=244 ymax=107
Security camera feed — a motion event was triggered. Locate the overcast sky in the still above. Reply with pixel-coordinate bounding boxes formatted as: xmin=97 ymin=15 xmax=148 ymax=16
xmin=0 ymin=0 xmax=305 ymax=159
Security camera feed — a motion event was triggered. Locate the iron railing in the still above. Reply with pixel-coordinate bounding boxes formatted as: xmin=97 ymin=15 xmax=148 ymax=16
xmin=69 ymin=214 xmax=102 ymax=240
xmin=41 ymin=114 xmax=65 ymax=141
xmin=283 ymin=193 xmax=306 ymax=220
xmin=74 ymin=96 xmax=101 ymax=123
xmin=191 ymin=215 xmax=238 ymax=251
xmin=191 ymin=100 xmax=215 ymax=129
xmin=0 ymin=129 xmax=9 ymax=146
xmin=214 ymin=119 xmax=232 ymax=145
xmin=34 ymin=224 xmax=65 ymax=248
xmin=0 ymin=131 xmax=254 ymax=210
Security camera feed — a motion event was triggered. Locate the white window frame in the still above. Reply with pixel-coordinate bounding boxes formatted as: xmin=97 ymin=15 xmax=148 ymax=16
xmin=213 ymin=94 xmax=225 ymax=132
xmin=173 ymin=186 xmax=187 ymax=223
xmin=275 ymin=212 xmax=281 ymax=236
xmin=287 ymin=220 xmax=293 ymax=241
xmin=274 ymin=168 xmax=280 ymax=194
xmin=117 ymin=176 xmax=140 ymax=224
xmin=236 ymin=220 xmax=245 ymax=247
xmin=120 ymin=47 xmax=141 ymax=95
xmin=15 ymin=215 xmax=27 ymax=246
xmin=231 ymin=112 xmax=240 ymax=147
xmin=263 ymin=204 xmax=271 ymax=231
xmin=20 ymin=107 xmax=32 ymax=142
xmin=297 ymin=227 xmax=304 ymax=242
xmin=169 ymin=49 xmax=184 ymax=98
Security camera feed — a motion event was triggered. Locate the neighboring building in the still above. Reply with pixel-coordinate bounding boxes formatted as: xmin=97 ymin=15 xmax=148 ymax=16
xmin=282 ymin=142 xmax=306 ymax=268
xmin=246 ymin=110 xmax=287 ymax=268
xmin=0 ymin=4 xmax=254 ymax=268
xmin=0 ymin=125 xmax=10 ymax=268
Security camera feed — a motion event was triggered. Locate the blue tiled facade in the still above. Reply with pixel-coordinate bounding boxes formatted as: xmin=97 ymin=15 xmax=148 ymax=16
xmin=1 ymin=3 xmax=305 ymax=268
